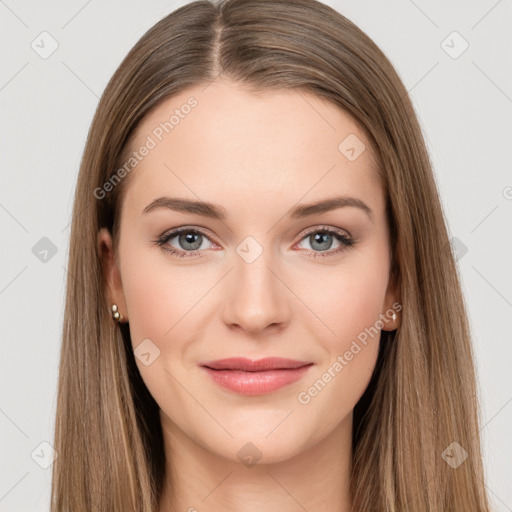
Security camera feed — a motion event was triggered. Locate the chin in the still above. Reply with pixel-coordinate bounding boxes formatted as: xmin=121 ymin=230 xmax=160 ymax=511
xmin=209 ymin=432 xmax=309 ymax=467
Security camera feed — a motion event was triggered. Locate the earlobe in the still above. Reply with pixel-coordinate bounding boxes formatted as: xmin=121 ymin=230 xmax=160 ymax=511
xmin=382 ymin=275 xmax=401 ymax=332
xmin=97 ymin=227 xmax=128 ymax=322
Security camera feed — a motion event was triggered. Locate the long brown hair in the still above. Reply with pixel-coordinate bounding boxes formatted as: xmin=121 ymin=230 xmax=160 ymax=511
xmin=52 ymin=0 xmax=492 ymax=510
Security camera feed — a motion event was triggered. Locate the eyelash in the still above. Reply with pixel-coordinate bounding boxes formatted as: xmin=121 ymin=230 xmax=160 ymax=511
xmin=153 ymin=225 xmax=355 ymax=259
xmin=153 ymin=227 xmax=355 ymax=258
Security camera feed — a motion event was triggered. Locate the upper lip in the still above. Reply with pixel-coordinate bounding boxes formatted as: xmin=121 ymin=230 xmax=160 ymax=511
xmin=200 ymin=357 xmax=313 ymax=372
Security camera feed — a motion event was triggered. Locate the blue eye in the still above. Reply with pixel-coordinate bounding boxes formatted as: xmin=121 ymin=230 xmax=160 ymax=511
xmin=154 ymin=225 xmax=354 ymax=259
xmin=295 ymin=226 xmax=354 ymax=257
xmin=155 ymin=228 xmax=214 ymax=258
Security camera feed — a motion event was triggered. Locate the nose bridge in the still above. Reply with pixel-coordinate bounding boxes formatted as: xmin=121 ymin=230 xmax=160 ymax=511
xmin=221 ymin=235 xmax=290 ymax=332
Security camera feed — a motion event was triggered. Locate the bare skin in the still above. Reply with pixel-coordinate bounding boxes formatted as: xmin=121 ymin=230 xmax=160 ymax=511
xmin=98 ymin=78 xmax=400 ymax=512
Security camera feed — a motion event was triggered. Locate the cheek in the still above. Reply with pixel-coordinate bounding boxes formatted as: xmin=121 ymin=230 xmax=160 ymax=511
xmin=120 ymin=247 xmax=205 ymax=343
xmin=304 ymin=260 xmax=388 ymax=347
xmin=123 ymin=273 xmax=172 ymax=344
xmin=299 ymin=253 xmax=388 ymax=395
xmin=120 ymin=253 xmax=197 ymax=407
xmin=292 ymin=270 xmax=385 ymax=436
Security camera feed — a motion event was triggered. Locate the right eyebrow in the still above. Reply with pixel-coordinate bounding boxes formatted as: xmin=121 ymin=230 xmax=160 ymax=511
xmin=142 ymin=197 xmax=227 ymax=220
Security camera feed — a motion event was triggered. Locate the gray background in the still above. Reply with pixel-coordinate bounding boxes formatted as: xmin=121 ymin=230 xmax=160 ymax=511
xmin=1 ymin=0 xmax=511 ymax=510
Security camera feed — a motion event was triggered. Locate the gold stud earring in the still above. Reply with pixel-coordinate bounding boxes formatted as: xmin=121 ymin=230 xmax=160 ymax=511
xmin=111 ymin=304 xmax=124 ymax=323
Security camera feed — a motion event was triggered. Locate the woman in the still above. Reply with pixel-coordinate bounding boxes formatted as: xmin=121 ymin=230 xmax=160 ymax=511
xmin=51 ymin=0 xmax=493 ymax=510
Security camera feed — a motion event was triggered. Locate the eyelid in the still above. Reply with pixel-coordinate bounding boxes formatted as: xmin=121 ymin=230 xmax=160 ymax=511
xmin=155 ymin=224 xmax=354 ymax=258
xmin=159 ymin=225 xmax=219 ymax=243
xmin=297 ymin=224 xmax=351 ymax=239
xmin=158 ymin=224 xmax=351 ymax=243
xmin=158 ymin=226 xmax=220 ymax=250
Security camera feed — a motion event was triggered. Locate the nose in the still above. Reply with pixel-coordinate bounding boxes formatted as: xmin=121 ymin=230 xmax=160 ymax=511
xmin=221 ymin=246 xmax=291 ymax=335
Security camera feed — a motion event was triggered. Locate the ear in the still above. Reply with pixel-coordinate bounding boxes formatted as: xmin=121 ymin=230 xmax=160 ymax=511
xmin=97 ymin=227 xmax=128 ymax=322
xmin=381 ymin=271 xmax=401 ymax=332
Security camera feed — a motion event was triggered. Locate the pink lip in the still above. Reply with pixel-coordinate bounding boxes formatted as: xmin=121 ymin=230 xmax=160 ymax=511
xmin=200 ymin=357 xmax=313 ymax=395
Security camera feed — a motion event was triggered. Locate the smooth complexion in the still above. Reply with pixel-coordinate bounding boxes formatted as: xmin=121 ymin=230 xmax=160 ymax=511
xmin=98 ymin=78 xmax=400 ymax=512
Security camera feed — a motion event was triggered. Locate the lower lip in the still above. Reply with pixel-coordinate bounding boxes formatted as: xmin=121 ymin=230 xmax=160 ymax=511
xmin=201 ymin=365 xmax=313 ymax=395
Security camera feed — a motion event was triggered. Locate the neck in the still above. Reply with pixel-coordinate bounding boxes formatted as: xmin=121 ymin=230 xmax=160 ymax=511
xmin=158 ymin=411 xmax=354 ymax=512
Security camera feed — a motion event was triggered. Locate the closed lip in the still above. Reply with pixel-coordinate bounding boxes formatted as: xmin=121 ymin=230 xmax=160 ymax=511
xmin=200 ymin=357 xmax=313 ymax=372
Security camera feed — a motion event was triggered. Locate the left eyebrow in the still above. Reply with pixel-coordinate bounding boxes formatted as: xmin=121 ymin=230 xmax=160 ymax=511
xmin=288 ymin=195 xmax=373 ymax=221
xmin=142 ymin=195 xmax=374 ymax=222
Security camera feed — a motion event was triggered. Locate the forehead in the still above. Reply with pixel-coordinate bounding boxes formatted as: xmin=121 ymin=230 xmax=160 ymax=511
xmin=121 ymin=79 xmax=384 ymax=218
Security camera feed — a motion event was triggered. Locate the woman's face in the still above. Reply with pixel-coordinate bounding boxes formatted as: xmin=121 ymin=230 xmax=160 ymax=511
xmin=99 ymin=79 xmax=399 ymax=464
